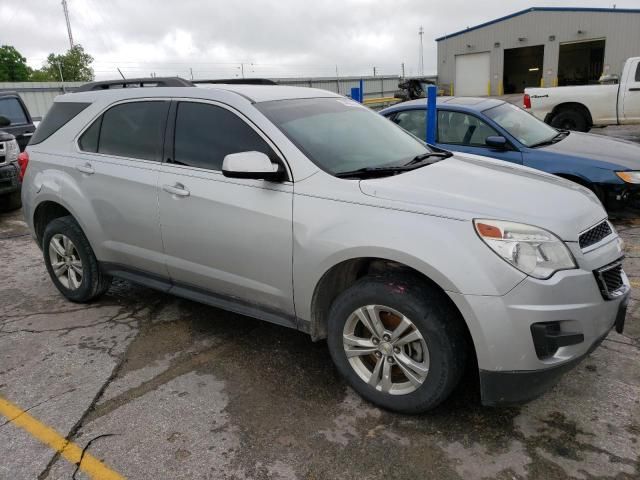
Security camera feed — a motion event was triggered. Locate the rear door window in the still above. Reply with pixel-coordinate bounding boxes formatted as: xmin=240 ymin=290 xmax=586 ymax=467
xmin=173 ymin=102 xmax=276 ymax=171
xmin=79 ymin=101 xmax=169 ymax=161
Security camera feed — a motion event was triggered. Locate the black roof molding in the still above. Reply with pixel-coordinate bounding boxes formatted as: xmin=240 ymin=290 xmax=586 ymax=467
xmin=75 ymin=77 xmax=194 ymax=91
xmin=192 ymin=78 xmax=277 ymax=85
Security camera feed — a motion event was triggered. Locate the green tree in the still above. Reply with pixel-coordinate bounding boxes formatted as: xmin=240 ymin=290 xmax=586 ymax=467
xmin=0 ymin=45 xmax=30 ymax=81
xmin=30 ymin=45 xmax=94 ymax=82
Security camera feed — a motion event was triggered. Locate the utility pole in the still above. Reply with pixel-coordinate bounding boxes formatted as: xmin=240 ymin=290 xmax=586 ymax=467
xmin=240 ymin=63 xmax=245 ymax=78
xmin=401 ymin=62 xmax=405 ymax=79
xmin=190 ymin=67 xmax=194 ymax=80
xmin=373 ymin=66 xmax=377 ymax=77
xmin=61 ymin=0 xmax=74 ymax=49
xmin=418 ymin=26 xmax=424 ymax=76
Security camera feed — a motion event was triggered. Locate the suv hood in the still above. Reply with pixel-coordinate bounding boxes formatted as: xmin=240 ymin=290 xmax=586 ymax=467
xmin=359 ymin=153 xmax=606 ymax=241
xmin=538 ymin=131 xmax=640 ymax=170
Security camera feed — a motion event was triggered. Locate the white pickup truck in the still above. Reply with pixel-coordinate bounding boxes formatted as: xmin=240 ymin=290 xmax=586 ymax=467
xmin=524 ymin=57 xmax=640 ymax=132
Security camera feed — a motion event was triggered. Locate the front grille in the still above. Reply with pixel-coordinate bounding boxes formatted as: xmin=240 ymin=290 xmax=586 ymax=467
xmin=579 ymin=221 xmax=613 ymax=249
xmin=594 ymin=260 xmax=626 ymax=300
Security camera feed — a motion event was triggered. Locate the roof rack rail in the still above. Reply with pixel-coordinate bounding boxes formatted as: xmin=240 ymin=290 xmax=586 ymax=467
xmin=192 ymin=78 xmax=277 ymax=86
xmin=75 ymin=77 xmax=194 ymax=92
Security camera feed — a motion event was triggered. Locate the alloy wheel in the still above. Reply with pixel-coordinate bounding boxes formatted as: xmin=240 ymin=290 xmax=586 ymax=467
xmin=342 ymin=305 xmax=430 ymax=395
xmin=48 ymin=233 xmax=83 ymax=290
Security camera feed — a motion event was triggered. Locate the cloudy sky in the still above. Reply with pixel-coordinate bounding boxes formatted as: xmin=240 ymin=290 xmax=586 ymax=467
xmin=2 ymin=0 xmax=638 ymax=80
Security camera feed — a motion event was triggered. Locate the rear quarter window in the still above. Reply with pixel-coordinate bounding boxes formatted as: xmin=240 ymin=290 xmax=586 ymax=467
xmin=29 ymin=102 xmax=90 ymax=145
xmin=0 ymin=97 xmax=29 ymax=125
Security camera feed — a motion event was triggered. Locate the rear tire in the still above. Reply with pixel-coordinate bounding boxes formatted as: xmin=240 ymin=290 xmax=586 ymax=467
xmin=42 ymin=216 xmax=111 ymax=303
xmin=550 ymin=109 xmax=589 ymax=132
xmin=327 ymin=275 xmax=467 ymax=413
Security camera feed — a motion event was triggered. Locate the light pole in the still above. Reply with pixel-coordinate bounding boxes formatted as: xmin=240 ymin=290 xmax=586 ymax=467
xmin=418 ymin=26 xmax=424 ymax=76
xmin=61 ymin=0 xmax=74 ymax=50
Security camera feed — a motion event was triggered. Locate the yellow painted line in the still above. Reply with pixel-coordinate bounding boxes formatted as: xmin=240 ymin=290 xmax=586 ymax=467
xmin=629 ymin=280 xmax=640 ymax=289
xmin=0 ymin=396 xmax=124 ymax=480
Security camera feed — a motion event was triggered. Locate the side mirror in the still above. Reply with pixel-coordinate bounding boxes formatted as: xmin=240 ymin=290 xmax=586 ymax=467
xmin=222 ymin=151 xmax=285 ymax=181
xmin=0 ymin=115 xmax=10 ymax=128
xmin=485 ymin=136 xmax=508 ymax=150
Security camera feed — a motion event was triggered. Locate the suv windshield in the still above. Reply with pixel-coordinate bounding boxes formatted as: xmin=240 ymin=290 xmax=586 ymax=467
xmin=483 ymin=102 xmax=558 ymax=147
xmin=256 ymin=97 xmax=430 ymax=175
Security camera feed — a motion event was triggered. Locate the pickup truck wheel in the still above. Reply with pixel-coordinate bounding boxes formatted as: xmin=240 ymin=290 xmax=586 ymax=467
xmin=550 ymin=109 xmax=589 ymax=132
xmin=327 ymin=275 xmax=467 ymax=413
xmin=42 ymin=216 xmax=112 ymax=303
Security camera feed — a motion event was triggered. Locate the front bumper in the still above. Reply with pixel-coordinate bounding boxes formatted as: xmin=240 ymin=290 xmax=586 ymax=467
xmin=448 ymin=233 xmax=630 ymax=405
xmin=0 ymin=162 xmax=20 ymax=195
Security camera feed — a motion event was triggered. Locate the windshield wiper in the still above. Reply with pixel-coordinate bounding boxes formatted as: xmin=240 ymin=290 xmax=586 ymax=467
xmin=336 ymin=152 xmax=450 ymax=179
xmin=404 ymin=151 xmax=453 ymax=166
xmin=335 ymin=165 xmax=412 ymax=179
xmin=529 ymin=130 xmax=570 ymax=148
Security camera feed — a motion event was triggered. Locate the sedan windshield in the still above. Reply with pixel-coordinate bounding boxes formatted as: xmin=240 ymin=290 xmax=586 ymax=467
xmin=256 ymin=97 xmax=431 ymax=175
xmin=483 ymin=102 xmax=559 ymax=147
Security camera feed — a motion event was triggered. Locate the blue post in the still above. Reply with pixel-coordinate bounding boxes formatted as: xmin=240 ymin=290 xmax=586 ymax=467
xmin=426 ymin=84 xmax=437 ymax=144
xmin=350 ymin=87 xmax=360 ymax=102
xmin=359 ymin=78 xmax=364 ymax=103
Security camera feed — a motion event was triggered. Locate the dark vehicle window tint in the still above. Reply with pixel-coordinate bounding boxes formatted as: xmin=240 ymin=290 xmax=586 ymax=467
xmin=437 ymin=111 xmax=498 ymax=146
xmin=636 ymin=63 xmax=640 ymax=82
xmin=0 ymin=97 xmax=28 ymax=125
xmin=78 ymin=117 xmax=101 ymax=152
xmin=98 ymin=101 xmax=168 ymax=161
xmin=391 ymin=110 xmax=427 ymax=141
xmin=30 ymin=102 xmax=90 ymax=145
xmin=174 ymin=102 xmax=275 ymax=171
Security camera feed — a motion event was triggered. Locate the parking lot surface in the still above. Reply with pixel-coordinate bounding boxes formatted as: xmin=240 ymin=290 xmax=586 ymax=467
xmin=1 ymin=129 xmax=639 ymax=480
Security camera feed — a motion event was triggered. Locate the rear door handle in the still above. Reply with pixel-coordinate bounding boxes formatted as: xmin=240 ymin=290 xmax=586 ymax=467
xmin=75 ymin=163 xmax=94 ymax=175
xmin=162 ymin=183 xmax=190 ymax=197
xmin=629 ymin=87 xmax=640 ymax=91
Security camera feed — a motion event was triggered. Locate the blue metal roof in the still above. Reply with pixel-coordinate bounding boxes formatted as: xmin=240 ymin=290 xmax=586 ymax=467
xmin=435 ymin=7 xmax=640 ymax=42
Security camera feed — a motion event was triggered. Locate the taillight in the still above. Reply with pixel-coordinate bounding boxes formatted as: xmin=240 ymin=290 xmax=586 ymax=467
xmin=523 ymin=94 xmax=531 ymax=109
xmin=17 ymin=151 xmax=29 ymax=182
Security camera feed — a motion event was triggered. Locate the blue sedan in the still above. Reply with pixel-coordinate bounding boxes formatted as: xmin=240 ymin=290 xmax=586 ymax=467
xmin=380 ymin=97 xmax=640 ymax=210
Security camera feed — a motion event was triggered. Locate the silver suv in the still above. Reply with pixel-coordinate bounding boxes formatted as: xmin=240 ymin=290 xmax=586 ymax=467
xmin=22 ymin=82 xmax=629 ymax=412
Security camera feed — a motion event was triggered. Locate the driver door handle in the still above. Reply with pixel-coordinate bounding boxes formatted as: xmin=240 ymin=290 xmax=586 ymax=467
xmin=162 ymin=183 xmax=190 ymax=197
xmin=75 ymin=162 xmax=94 ymax=175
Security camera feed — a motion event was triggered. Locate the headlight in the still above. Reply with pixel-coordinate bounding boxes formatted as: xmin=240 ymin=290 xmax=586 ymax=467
xmin=474 ymin=219 xmax=576 ymax=279
xmin=616 ymin=171 xmax=640 ymax=184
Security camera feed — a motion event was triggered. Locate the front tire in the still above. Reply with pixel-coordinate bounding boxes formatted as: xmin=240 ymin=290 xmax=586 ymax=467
xmin=327 ymin=275 xmax=467 ymax=413
xmin=42 ymin=216 xmax=111 ymax=303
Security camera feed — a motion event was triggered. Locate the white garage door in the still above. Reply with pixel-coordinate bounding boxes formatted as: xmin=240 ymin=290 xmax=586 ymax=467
xmin=455 ymin=52 xmax=490 ymax=96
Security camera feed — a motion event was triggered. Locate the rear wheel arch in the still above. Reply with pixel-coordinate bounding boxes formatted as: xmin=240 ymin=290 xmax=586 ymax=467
xmin=549 ymin=103 xmax=593 ymax=131
xmin=33 ymin=201 xmax=73 ymax=247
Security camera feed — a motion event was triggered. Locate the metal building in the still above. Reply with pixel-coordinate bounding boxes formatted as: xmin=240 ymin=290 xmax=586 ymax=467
xmin=436 ymin=7 xmax=640 ymax=96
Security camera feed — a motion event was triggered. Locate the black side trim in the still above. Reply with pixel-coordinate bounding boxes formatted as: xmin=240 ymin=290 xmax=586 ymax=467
xmin=479 ymin=328 xmax=610 ymax=406
xmin=101 ymin=262 xmax=297 ymax=330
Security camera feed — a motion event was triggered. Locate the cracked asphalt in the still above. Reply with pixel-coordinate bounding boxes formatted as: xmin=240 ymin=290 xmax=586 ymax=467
xmin=1 ymin=133 xmax=639 ymax=479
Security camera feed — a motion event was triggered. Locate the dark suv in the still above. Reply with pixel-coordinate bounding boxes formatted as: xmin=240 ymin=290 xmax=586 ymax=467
xmin=0 ymin=91 xmax=35 ymax=210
